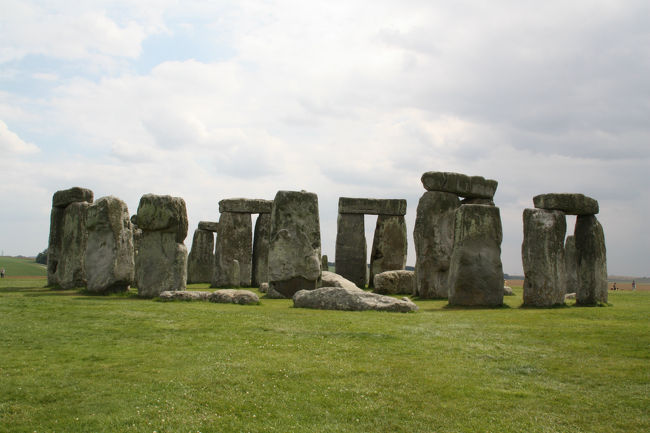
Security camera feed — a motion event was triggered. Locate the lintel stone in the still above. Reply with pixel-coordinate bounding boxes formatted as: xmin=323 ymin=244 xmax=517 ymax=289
xmin=219 ymin=198 xmax=272 ymax=214
xmin=338 ymin=197 xmax=407 ymax=216
xmin=421 ymin=171 xmax=497 ymax=199
xmin=198 ymin=221 xmax=219 ymax=232
xmin=53 ymin=187 xmax=94 ymax=208
xmin=533 ymin=193 xmax=599 ymax=215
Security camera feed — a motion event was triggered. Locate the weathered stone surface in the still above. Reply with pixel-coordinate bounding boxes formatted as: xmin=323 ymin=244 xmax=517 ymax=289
xmin=47 ymin=206 xmax=65 ymax=286
xmin=229 ymin=259 xmax=241 ymax=287
xmin=461 ymin=198 xmax=495 ymax=206
xmin=338 ymin=197 xmax=407 ymax=216
xmin=564 ymin=235 xmax=578 ymax=293
xmin=522 ymin=208 xmax=567 ymax=307
xmin=135 ymin=231 xmax=187 ymax=297
xmin=209 ymin=289 xmax=260 ymax=305
xmin=212 ymin=212 xmax=252 ymax=287
xmin=52 ymin=187 xmax=94 ymax=208
xmin=421 ymin=172 xmax=498 ymax=199
xmin=293 ymin=287 xmax=418 ymax=313
xmin=503 ymin=286 xmax=514 ymax=296
xmin=335 ymin=213 xmax=367 ymax=288
xmin=130 ymin=214 xmax=138 ymax=226
xmin=321 ymin=271 xmax=363 ymax=292
xmin=259 ymin=282 xmax=269 ymax=293
xmin=268 ymin=190 xmax=322 ymax=297
xmin=198 ymin=221 xmax=219 ymax=232
xmin=219 ymin=198 xmax=272 ymax=214
xmin=135 ymin=194 xmax=188 ymax=242
xmin=57 ymin=202 xmax=91 ymax=289
xmin=533 ymin=193 xmax=599 ymax=215
xmin=575 ymin=215 xmax=608 ymax=305
xmin=565 ymin=292 xmax=576 ymax=300
xmin=321 ymin=255 xmax=328 ymax=271
xmin=252 ymin=213 xmax=271 ymax=287
xmin=187 ymin=229 xmax=215 ymax=284
xmin=265 ymin=285 xmax=286 ymax=299
xmin=159 ymin=290 xmax=211 ymax=301
xmin=373 ymin=270 xmax=415 ymax=295
xmin=448 ymin=205 xmax=504 ymax=306
xmin=369 ymin=215 xmax=407 ymax=288
xmin=413 ymin=191 xmax=460 ymax=298
xmin=85 ymin=196 xmax=135 ymax=293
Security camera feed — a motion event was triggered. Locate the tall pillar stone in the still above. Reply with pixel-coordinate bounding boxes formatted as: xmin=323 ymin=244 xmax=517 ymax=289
xmin=369 ymin=215 xmax=407 ymax=287
xmin=187 ymin=229 xmax=215 ymax=284
xmin=564 ymin=235 xmax=578 ymax=293
xmin=448 ymin=204 xmax=504 ymax=306
xmin=212 ymin=212 xmax=252 ymax=287
xmin=335 ymin=213 xmax=367 ymax=288
xmin=134 ymin=194 xmax=188 ymax=297
xmin=268 ymin=190 xmax=322 ymax=298
xmin=575 ymin=215 xmax=607 ymax=305
xmin=252 ymin=213 xmax=271 ymax=287
xmin=85 ymin=196 xmax=135 ymax=293
xmin=413 ymin=191 xmax=460 ymax=298
xmin=521 ymin=208 xmax=566 ymax=307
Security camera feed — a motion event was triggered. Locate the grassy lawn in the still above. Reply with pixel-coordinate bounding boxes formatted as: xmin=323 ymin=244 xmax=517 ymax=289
xmin=0 ymin=279 xmax=648 ymax=433
xmin=0 ymin=257 xmax=47 ymax=278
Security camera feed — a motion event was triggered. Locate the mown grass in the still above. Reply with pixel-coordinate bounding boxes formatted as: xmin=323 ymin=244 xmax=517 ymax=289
xmin=0 ymin=257 xmax=47 ymax=278
xmin=0 ymin=279 xmax=648 ymax=433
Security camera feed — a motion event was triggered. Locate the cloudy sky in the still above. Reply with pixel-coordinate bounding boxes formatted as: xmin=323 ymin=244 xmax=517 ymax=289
xmin=1 ymin=0 xmax=649 ymax=276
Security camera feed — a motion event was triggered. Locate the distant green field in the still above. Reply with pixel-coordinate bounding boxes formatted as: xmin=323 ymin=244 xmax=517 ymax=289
xmin=0 ymin=256 xmax=46 ymax=277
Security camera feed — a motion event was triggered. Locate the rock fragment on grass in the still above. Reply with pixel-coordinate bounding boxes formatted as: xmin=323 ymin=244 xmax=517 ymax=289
xmin=292 ymin=286 xmax=418 ymax=313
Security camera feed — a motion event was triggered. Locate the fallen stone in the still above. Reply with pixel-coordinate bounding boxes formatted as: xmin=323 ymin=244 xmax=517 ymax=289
xmin=373 ymin=270 xmax=415 ymax=295
xmin=369 ymin=215 xmax=407 ymax=287
xmin=212 ymin=212 xmax=252 ymax=287
xmin=219 ymin=198 xmax=272 ymax=214
xmin=533 ymin=193 xmax=599 ymax=215
xmin=198 ymin=221 xmax=219 ymax=232
xmin=321 ymin=271 xmax=363 ymax=292
xmin=135 ymin=194 xmax=188 ymax=242
xmin=85 ymin=196 xmax=135 ymax=293
xmin=575 ymin=215 xmax=608 ymax=305
xmin=187 ymin=229 xmax=215 ymax=284
xmin=565 ymin=292 xmax=576 ymax=300
xmin=421 ymin=171 xmax=498 ymax=199
xmin=259 ymin=282 xmax=269 ymax=293
xmin=159 ymin=291 xmax=211 ymax=301
xmin=52 ymin=187 xmax=94 ymax=208
xmin=252 ymin=213 xmax=271 ymax=287
xmin=265 ymin=285 xmax=286 ymax=299
xmin=335 ymin=213 xmax=367 ymax=288
xmin=503 ymin=286 xmax=514 ymax=296
xmin=293 ymin=287 xmax=418 ymax=313
xmin=338 ymin=197 xmax=407 ymax=216
xmin=209 ymin=289 xmax=260 ymax=305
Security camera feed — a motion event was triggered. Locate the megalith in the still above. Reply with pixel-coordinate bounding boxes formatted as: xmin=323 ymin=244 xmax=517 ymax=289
xmin=47 ymin=187 xmax=94 ymax=288
xmin=575 ymin=215 xmax=608 ymax=305
xmin=448 ymin=204 xmax=504 ymax=306
xmin=421 ymin=171 xmax=498 ymax=199
xmin=85 ymin=196 xmax=135 ymax=293
xmin=187 ymin=228 xmax=215 ymax=284
xmin=413 ymin=191 xmax=460 ymax=298
xmin=335 ymin=213 xmax=367 ymax=287
xmin=369 ymin=215 xmax=407 ymax=287
xmin=268 ymin=190 xmax=322 ymax=298
xmin=533 ymin=193 xmax=599 ymax=215
xmin=564 ymin=235 xmax=578 ymax=293
xmin=134 ymin=194 xmax=188 ymax=297
xmin=252 ymin=213 xmax=271 ymax=287
xmin=521 ymin=208 xmax=566 ymax=307
xmin=212 ymin=211 xmax=252 ymax=287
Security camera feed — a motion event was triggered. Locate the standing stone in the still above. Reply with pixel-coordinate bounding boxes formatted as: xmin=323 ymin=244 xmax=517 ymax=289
xmin=47 ymin=206 xmax=65 ymax=286
xmin=212 ymin=212 xmax=252 ymax=287
xmin=85 ymin=196 xmax=135 ymax=293
xmin=369 ymin=215 xmax=407 ymax=287
xmin=564 ymin=235 xmax=578 ymax=293
xmin=252 ymin=213 xmax=271 ymax=287
xmin=335 ymin=213 xmax=367 ymax=288
xmin=57 ymin=201 xmax=91 ymax=289
xmin=413 ymin=191 xmax=460 ymax=298
xmin=575 ymin=215 xmax=608 ymax=305
xmin=521 ymin=208 xmax=567 ymax=307
xmin=321 ymin=255 xmax=329 ymax=271
xmin=229 ymin=259 xmax=241 ymax=287
xmin=135 ymin=194 xmax=188 ymax=297
xmin=187 ymin=229 xmax=215 ymax=284
xmin=448 ymin=205 xmax=504 ymax=306
xmin=268 ymin=190 xmax=322 ymax=298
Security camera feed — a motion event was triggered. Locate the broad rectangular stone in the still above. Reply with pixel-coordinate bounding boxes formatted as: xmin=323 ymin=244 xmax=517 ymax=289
xmin=335 ymin=213 xmax=367 ymax=288
xmin=53 ymin=187 xmax=94 ymax=208
xmin=198 ymin=221 xmax=219 ymax=232
xmin=219 ymin=198 xmax=272 ymax=214
xmin=533 ymin=193 xmax=599 ymax=215
xmin=421 ymin=171 xmax=498 ymax=199
xmin=338 ymin=197 xmax=407 ymax=215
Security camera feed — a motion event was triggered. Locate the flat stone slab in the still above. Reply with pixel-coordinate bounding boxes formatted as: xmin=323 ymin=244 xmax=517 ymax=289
xmin=373 ymin=270 xmax=415 ymax=295
xmin=293 ymin=287 xmax=418 ymax=313
xmin=219 ymin=198 xmax=272 ymax=214
xmin=421 ymin=172 xmax=498 ymax=199
xmin=321 ymin=271 xmax=363 ymax=292
xmin=533 ymin=193 xmax=599 ymax=215
xmin=198 ymin=221 xmax=219 ymax=232
xmin=338 ymin=197 xmax=407 ymax=215
xmin=209 ymin=289 xmax=260 ymax=305
xmin=159 ymin=291 xmax=212 ymax=301
xmin=53 ymin=187 xmax=94 ymax=208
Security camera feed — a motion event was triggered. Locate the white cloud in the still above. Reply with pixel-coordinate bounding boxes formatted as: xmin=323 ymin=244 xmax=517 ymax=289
xmin=0 ymin=121 xmax=39 ymax=154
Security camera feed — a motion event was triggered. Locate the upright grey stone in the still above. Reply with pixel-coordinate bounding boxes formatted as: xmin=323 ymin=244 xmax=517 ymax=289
xmin=187 ymin=229 xmax=215 ymax=284
xmin=321 ymin=255 xmax=329 ymax=271
xmin=57 ymin=201 xmax=91 ymax=289
xmin=413 ymin=191 xmax=460 ymax=298
xmin=229 ymin=259 xmax=241 ymax=287
xmin=369 ymin=215 xmax=407 ymax=287
xmin=47 ymin=206 xmax=65 ymax=286
xmin=335 ymin=213 xmax=367 ymax=288
xmin=85 ymin=196 xmax=135 ymax=294
xmin=575 ymin=215 xmax=608 ymax=305
xmin=421 ymin=172 xmax=498 ymax=199
xmin=212 ymin=212 xmax=252 ymax=287
xmin=521 ymin=208 xmax=567 ymax=307
xmin=252 ymin=213 xmax=271 ymax=287
xmin=564 ymin=235 xmax=578 ymax=293
xmin=134 ymin=194 xmax=188 ymax=297
xmin=448 ymin=205 xmax=504 ymax=306
xmin=268 ymin=190 xmax=322 ymax=298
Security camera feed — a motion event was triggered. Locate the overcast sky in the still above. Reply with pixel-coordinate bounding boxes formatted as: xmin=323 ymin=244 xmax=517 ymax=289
xmin=1 ymin=0 xmax=649 ymax=277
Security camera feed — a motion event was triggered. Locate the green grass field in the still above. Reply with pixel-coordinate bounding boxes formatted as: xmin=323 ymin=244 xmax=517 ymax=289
xmin=0 ymin=256 xmax=47 ymax=278
xmin=0 ymin=279 xmax=648 ymax=433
